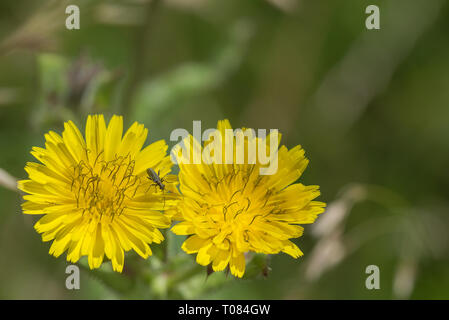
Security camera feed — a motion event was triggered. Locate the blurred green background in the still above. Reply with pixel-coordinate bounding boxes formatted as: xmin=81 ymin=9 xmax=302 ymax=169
xmin=0 ymin=0 xmax=448 ymax=299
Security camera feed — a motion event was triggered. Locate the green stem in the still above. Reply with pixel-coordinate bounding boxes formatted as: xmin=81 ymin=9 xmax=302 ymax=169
xmin=161 ymin=229 xmax=169 ymax=263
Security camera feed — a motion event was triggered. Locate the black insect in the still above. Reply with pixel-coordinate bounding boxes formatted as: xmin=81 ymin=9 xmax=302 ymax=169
xmin=146 ymin=168 xmax=165 ymax=191
xmin=146 ymin=168 xmax=168 ymax=209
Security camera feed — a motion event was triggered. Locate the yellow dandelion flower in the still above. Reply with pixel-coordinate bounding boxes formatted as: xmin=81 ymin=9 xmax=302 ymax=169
xmin=18 ymin=115 xmax=178 ymax=272
xmin=171 ymin=119 xmax=326 ymax=277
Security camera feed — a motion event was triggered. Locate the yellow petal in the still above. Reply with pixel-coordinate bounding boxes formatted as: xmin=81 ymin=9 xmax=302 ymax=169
xmin=281 ymin=240 xmax=303 ymax=258
xmin=181 ymin=235 xmax=210 ymax=254
xmin=196 ymin=242 xmax=218 ymax=266
xmin=229 ymin=253 xmax=245 ymax=278
xmin=89 ymin=223 xmax=105 ymax=269
xmin=212 ymin=249 xmax=231 ymax=271
xmin=62 ymin=120 xmax=87 ymax=163
xmin=104 ymin=115 xmax=123 ymax=161
xmin=171 ymin=221 xmax=195 ymax=235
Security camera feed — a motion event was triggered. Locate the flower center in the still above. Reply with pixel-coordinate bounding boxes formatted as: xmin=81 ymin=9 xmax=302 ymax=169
xmin=194 ymin=165 xmax=281 ymax=251
xmin=71 ymin=153 xmax=142 ymax=222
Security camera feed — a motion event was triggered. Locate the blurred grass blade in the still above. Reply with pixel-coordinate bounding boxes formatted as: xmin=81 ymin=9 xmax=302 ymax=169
xmin=0 ymin=168 xmax=18 ymax=192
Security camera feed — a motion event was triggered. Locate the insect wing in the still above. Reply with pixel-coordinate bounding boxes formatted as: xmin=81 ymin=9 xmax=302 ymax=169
xmin=147 ymin=168 xmax=158 ymax=181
